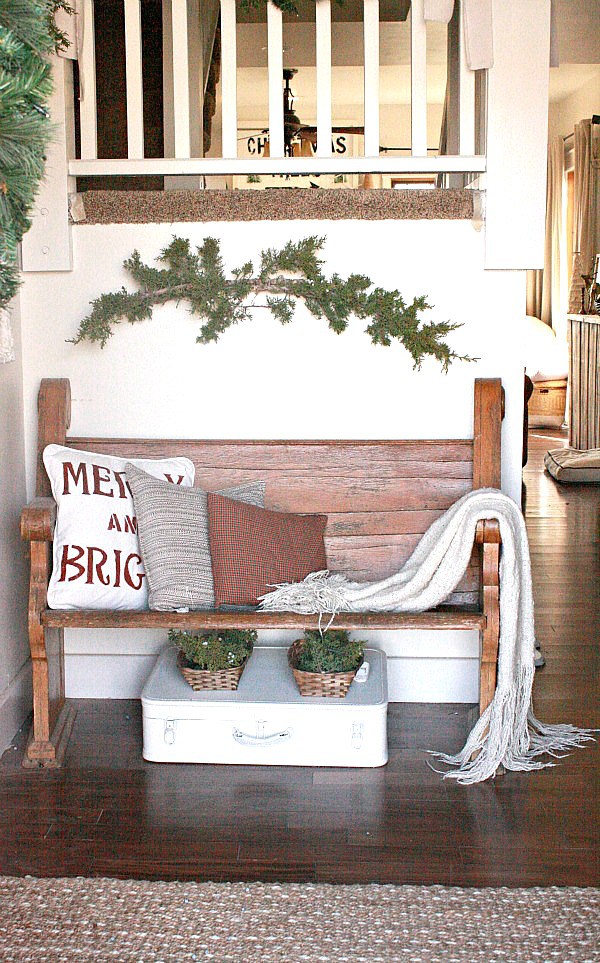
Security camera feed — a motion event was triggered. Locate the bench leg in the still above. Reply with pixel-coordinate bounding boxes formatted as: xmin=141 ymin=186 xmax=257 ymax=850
xmin=24 ymin=542 xmax=74 ymax=767
xmin=24 ymin=623 xmax=76 ymax=767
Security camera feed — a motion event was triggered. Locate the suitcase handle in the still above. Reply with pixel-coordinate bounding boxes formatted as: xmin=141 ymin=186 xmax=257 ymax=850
xmin=232 ymin=727 xmax=292 ymax=747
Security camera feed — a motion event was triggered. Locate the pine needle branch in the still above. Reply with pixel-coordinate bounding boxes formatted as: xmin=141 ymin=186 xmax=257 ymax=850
xmin=71 ymin=234 xmax=474 ymax=370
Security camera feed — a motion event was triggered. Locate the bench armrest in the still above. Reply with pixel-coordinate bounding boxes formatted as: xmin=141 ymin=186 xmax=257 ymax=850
xmin=474 ymin=518 xmax=501 ymax=598
xmin=21 ymin=497 xmax=57 ymax=542
xmin=474 ymin=518 xmax=501 ymax=546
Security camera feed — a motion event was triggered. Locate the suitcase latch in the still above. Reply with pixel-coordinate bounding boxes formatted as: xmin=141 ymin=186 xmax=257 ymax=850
xmin=351 ymin=722 xmax=364 ymax=748
xmin=164 ymin=719 xmax=176 ymax=745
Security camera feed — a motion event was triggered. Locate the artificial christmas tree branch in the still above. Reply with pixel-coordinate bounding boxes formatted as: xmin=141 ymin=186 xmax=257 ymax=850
xmin=71 ymin=235 xmax=473 ymax=371
xmin=0 ymin=0 xmax=72 ymax=310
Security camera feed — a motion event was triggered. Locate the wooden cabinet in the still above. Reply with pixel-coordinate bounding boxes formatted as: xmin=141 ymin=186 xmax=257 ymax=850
xmin=567 ymin=315 xmax=600 ymax=450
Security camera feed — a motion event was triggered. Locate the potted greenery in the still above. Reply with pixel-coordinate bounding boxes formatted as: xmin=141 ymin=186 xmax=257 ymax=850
xmin=169 ymin=628 xmax=256 ymax=691
xmin=288 ymin=629 xmax=365 ymax=698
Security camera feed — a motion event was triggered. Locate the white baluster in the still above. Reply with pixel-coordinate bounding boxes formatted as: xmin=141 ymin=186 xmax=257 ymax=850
xmin=220 ymin=0 xmax=238 ymax=159
xmin=316 ymin=0 xmax=332 ymax=158
xmin=458 ymin=0 xmax=475 ymax=156
xmin=363 ymin=0 xmax=380 ymax=158
xmin=171 ymin=0 xmax=191 ymax=159
xmin=410 ymin=0 xmax=427 ymax=157
xmin=124 ymin=0 xmax=144 ymax=159
xmin=267 ymin=1 xmax=284 ymax=158
xmin=79 ymin=0 xmax=97 ymax=159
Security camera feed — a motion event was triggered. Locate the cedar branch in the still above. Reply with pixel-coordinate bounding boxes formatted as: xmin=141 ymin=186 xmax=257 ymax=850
xmin=70 ymin=235 xmax=474 ymax=371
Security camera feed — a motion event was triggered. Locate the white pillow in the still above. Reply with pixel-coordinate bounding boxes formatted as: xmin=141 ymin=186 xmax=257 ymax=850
xmin=523 ymin=315 xmax=568 ymax=382
xmin=43 ymin=444 xmax=195 ymax=610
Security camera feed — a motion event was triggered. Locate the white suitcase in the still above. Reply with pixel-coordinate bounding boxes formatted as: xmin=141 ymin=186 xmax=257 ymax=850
xmin=141 ymin=645 xmax=388 ymax=767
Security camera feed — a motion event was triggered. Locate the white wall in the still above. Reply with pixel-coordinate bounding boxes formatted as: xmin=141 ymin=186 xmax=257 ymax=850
xmin=484 ymin=0 xmax=551 ymax=269
xmin=0 ymin=297 xmax=32 ymax=751
xmin=19 ymin=217 xmax=526 ymax=702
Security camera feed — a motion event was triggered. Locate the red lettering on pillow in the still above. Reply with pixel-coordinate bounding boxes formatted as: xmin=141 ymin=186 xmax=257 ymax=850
xmin=123 ymin=515 xmax=137 ymax=534
xmin=108 ymin=513 xmax=122 ymax=532
xmin=107 ymin=513 xmax=137 ymax=534
xmin=61 ymin=461 xmax=133 ymax=499
xmin=92 ymin=464 xmax=114 ymax=497
xmin=59 ymin=544 xmax=86 ymax=582
xmin=58 ymin=544 xmax=145 ymax=590
xmin=113 ymin=471 xmax=130 ymax=499
xmin=62 ymin=462 xmax=89 ymax=496
xmin=124 ymin=554 xmax=144 ymax=590
xmin=86 ymin=546 xmax=110 ymax=585
xmin=164 ymin=473 xmax=185 ymax=485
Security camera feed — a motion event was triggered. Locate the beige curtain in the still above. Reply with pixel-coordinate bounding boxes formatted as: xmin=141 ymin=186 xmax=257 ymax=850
xmin=568 ymin=119 xmax=599 ymax=314
xmin=527 ymin=136 xmax=567 ymax=343
xmin=526 ymin=270 xmax=543 ymax=319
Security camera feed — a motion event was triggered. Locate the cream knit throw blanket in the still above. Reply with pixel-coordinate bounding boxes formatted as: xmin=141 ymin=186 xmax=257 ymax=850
xmin=260 ymin=489 xmax=595 ymax=784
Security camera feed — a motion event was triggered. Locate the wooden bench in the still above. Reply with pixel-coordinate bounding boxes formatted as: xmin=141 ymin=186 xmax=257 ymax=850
xmin=21 ymin=377 xmax=504 ymax=767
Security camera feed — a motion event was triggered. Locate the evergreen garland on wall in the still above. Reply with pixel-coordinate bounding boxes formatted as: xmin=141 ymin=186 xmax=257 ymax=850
xmin=0 ymin=0 xmax=70 ymax=310
xmin=71 ymin=235 xmax=473 ymax=371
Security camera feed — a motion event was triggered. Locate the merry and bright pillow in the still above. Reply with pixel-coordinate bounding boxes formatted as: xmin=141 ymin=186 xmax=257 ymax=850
xmin=43 ymin=444 xmax=195 ymax=610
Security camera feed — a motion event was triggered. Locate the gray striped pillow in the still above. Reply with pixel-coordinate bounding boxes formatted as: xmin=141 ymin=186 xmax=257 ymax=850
xmin=126 ymin=462 xmax=265 ymax=610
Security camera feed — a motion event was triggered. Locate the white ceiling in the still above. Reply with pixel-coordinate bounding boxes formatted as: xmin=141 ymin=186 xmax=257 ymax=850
xmin=554 ymin=0 xmax=600 ymax=64
xmin=549 ymin=64 xmax=600 ymax=102
xmin=550 ymin=0 xmax=600 ymax=105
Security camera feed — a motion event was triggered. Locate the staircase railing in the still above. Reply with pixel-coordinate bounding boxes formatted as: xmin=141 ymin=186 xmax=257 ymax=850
xmin=21 ymin=0 xmax=553 ymax=276
xmin=70 ymin=0 xmax=485 ymax=179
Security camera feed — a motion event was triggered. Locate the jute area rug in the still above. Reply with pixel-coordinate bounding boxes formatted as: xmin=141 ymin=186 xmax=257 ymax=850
xmin=0 ymin=877 xmax=598 ymax=963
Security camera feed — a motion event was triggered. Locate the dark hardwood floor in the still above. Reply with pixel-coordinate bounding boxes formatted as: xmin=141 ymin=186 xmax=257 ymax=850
xmin=1 ymin=430 xmax=598 ymax=885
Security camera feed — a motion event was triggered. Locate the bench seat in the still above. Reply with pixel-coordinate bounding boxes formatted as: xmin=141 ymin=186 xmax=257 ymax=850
xmin=40 ymin=608 xmax=487 ymax=631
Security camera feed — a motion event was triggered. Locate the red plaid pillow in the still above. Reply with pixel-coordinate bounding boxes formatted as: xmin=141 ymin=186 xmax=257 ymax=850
xmin=207 ymin=492 xmax=328 ymax=607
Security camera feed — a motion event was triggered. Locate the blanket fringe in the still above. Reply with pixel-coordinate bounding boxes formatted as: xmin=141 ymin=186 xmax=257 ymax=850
xmin=431 ymin=668 xmax=596 ymax=784
xmin=260 ymin=571 xmax=352 ymax=617
xmin=431 ymin=720 xmax=597 ymax=785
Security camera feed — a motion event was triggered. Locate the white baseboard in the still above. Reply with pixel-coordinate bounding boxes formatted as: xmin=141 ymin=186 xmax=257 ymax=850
xmin=65 ymin=652 xmax=479 ymax=703
xmin=0 ymin=661 xmax=33 ymax=753
xmin=387 ymin=657 xmax=479 ymax=703
xmin=65 ymin=654 xmax=158 ymax=698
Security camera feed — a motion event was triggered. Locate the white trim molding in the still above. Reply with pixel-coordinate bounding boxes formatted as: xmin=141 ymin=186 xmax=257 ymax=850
xmin=0 ymin=661 xmax=32 ymax=754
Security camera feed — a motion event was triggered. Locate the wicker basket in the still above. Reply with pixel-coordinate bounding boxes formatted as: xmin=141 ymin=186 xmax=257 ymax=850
xmin=177 ymin=650 xmax=249 ymax=691
xmin=528 ymin=379 xmax=567 ymax=428
xmin=288 ymin=640 xmax=362 ymax=698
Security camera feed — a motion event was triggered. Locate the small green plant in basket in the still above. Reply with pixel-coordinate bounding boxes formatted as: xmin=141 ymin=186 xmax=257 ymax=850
xmin=169 ymin=628 xmax=256 ymax=691
xmin=293 ymin=629 xmax=364 ymax=673
xmin=288 ymin=629 xmax=365 ymax=698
